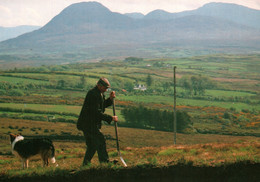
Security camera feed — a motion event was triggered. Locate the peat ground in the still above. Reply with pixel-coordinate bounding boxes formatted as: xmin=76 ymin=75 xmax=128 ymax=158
xmin=1 ymin=162 xmax=259 ymax=182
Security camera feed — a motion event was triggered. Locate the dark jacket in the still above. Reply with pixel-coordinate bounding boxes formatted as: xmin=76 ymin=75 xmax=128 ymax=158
xmin=77 ymin=86 xmax=113 ymax=133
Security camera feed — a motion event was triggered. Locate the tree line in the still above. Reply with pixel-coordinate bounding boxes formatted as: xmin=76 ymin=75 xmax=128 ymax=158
xmin=179 ymin=75 xmax=216 ymax=96
xmin=121 ymin=105 xmax=192 ymax=133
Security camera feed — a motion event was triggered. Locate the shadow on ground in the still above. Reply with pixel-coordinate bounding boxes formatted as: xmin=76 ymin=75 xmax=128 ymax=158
xmin=2 ymin=162 xmax=259 ymax=182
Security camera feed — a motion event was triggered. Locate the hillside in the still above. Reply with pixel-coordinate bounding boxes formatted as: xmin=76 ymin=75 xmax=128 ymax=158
xmin=0 ymin=118 xmax=259 ymax=181
xmin=0 ymin=1 xmax=259 ymax=65
xmin=0 ymin=53 xmax=259 ymax=181
xmin=0 ymin=54 xmax=259 ymax=136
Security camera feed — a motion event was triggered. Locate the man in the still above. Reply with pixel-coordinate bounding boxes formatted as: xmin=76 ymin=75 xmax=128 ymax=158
xmin=77 ymin=77 xmax=118 ymax=165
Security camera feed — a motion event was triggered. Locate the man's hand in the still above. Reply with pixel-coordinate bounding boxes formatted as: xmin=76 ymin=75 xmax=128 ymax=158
xmin=112 ymin=116 xmax=118 ymax=122
xmin=110 ymin=91 xmax=116 ymax=100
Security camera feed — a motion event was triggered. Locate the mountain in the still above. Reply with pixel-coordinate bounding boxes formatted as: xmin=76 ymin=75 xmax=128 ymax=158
xmin=42 ymin=2 xmax=134 ymax=31
xmin=144 ymin=10 xmax=176 ymax=20
xmin=144 ymin=2 xmax=260 ymax=29
xmin=0 ymin=25 xmax=40 ymax=42
xmin=188 ymin=3 xmax=260 ymax=29
xmin=125 ymin=13 xmax=144 ymax=19
xmin=1 ymin=2 xmax=136 ymax=50
xmin=0 ymin=1 xmax=259 ymax=64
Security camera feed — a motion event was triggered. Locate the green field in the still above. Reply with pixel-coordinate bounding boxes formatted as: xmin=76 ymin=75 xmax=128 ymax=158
xmin=0 ymin=103 xmax=81 ymax=114
xmin=119 ymin=95 xmax=259 ymax=110
xmin=0 ymin=75 xmax=48 ymax=84
xmin=0 ymin=54 xmax=259 ymax=136
xmin=0 ymin=54 xmax=259 ymax=181
xmin=205 ymin=89 xmax=255 ymax=97
xmin=0 ymin=103 xmax=125 ymax=122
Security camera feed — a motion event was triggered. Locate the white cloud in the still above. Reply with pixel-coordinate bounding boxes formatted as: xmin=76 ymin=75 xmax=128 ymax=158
xmin=15 ymin=7 xmax=42 ymax=26
xmin=0 ymin=5 xmax=12 ymax=26
xmin=0 ymin=5 xmax=10 ymax=14
xmin=0 ymin=0 xmax=69 ymax=26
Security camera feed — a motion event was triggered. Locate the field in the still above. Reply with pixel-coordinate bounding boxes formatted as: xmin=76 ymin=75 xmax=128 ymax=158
xmin=0 ymin=118 xmax=259 ymax=181
xmin=0 ymin=54 xmax=259 ymax=181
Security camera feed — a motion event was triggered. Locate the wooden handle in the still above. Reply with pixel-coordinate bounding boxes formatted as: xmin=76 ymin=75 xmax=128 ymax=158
xmin=112 ymin=98 xmax=116 ymax=116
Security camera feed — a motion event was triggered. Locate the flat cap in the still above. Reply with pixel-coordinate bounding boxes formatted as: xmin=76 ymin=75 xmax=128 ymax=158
xmin=97 ymin=77 xmax=110 ymax=88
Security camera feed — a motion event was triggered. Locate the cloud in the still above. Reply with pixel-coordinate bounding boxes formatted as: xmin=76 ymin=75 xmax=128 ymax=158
xmin=0 ymin=0 xmax=69 ymax=27
xmin=0 ymin=5 xmax=12 ymax=26
xmin=0 ymin=5 xmax=10 ymax=14
xmin=0 ymin=5 xmax=42 ymax=26
xmin=16 ymin=7 xmax=43 ymax=26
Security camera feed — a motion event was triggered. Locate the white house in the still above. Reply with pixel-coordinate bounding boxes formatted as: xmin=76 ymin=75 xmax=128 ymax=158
xmin=134 ymin=84 xmax=147 ymax=91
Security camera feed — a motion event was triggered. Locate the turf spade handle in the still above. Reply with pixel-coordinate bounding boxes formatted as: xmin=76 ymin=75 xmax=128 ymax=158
xmin=112 ymin=99 xmax=120 ymax=151
xmin=112 ymin=98 xmax=127 ymax=167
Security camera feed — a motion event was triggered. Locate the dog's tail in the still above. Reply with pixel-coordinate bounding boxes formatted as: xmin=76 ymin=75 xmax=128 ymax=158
xmin=50 ymin=144 xmax=56 ymax=164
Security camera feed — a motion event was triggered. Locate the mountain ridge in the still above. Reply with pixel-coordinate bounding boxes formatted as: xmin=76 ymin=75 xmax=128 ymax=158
xmin=0 ymin=1 xmax=259 ymax=64
xmin=144 ymin=2 xmax=260 ymax=29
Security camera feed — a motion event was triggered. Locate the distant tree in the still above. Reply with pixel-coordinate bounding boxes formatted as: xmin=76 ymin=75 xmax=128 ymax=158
xmin=35 ymin=66 xmax=49 ymax=72
xmin=9 ymin=89 xmax=24 ymax=96
xmin=179 ymin=76 xmax=192 ymax=95
xmin=0 ymin=82 xmax=12 ymax=90
xmin=162 ymin=82 xmax=172 ymax=91
xmin=124 ymin=57 xmax=143 ymax=64
xmin=124 ymin=81 xmax=134 ymax=92
xmin=175 ymin=111 xmax=192 ymax=132
xmin=0 ymin=89 xmax=6 ymax=95
xmin=223 ymin=111 xmax=231 ymax=119
xmin=191 ymin=76 xmax=201 ymax=95
xmin=146 ymin=74 xmax=153 ymax=87
xmin=57 ymin=79 xmax=66 ymax=88
xmin=26 ymin=83 xmax=36 ymax=89
xmin=78 ymin=75 xmax=86 ymax=89
xmin=121 ymin=105 xmax=192 ymax=133
xmin=180 ymin=75 xmax=216 ymax=96
xmin=153 ymin=62 xmax=164 ymax=67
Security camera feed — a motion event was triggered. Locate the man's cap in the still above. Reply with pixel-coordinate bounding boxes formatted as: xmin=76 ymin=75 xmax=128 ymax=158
xmin=98 ymin=77 xmax=110 ymax=88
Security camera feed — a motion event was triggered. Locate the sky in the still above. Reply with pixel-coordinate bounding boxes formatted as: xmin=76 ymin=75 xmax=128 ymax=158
xmin=0 ymin=0 xmax=260 ymax=27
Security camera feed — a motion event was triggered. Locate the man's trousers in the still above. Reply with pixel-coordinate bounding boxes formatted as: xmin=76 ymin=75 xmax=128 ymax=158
xmin=83 ymin=130 xmax=109 ymax=165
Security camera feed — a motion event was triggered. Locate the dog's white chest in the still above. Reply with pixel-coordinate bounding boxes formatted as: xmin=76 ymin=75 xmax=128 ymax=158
xmin=11 ymin=135 xmax=24 ymax=152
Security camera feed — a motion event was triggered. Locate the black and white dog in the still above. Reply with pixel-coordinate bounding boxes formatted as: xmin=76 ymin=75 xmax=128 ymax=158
xmin=10 ymin=134 xmax=56 ymax=169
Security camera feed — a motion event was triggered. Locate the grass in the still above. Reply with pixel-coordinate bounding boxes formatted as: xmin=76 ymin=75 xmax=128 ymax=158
xmin=119 ymin=95 xmax=258 ymax=111
xmin=158 ymin=148 xmax=184 ymax=156
xmin=0 ymin=103 xmax=81 ymax=114
xmin=0 ymin=75 xmax=48 ymax=84
xmin=205 ymin=89 xmax=256 ymax=97
xmin=0 ymin=117 xmax=259 ymax=181
xmin=0 ymin=53 xmax=259 ymax=181
xmin=0 ymin=103 xmax=125 ymax=122
xmin=0 ymin=95 xmax=259 ymax=137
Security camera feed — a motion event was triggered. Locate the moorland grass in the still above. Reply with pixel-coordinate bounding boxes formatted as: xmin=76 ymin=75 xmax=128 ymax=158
xmin=0 ymin=118 xmax=259 ymax=181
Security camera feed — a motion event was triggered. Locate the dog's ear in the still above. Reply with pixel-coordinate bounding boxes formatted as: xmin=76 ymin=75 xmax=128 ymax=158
xmin=10 ymin=133 xmax=16 ymax=142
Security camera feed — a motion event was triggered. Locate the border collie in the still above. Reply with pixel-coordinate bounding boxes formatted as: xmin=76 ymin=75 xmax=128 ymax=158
xmin=10 ymin=134 xmax=56 ymax=169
